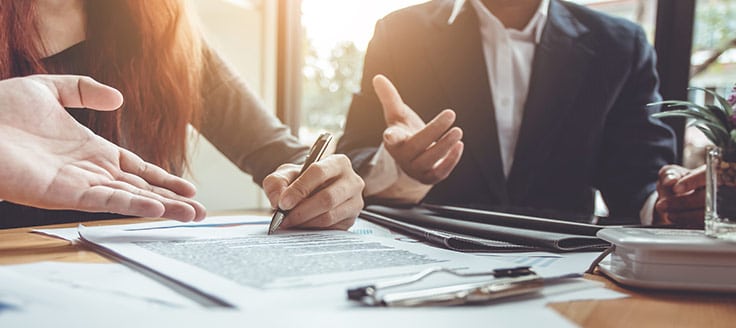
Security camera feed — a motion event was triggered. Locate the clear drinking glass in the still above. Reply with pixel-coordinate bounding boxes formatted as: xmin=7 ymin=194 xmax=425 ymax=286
xmin=705 ymin=146 xmax=736 ymax=240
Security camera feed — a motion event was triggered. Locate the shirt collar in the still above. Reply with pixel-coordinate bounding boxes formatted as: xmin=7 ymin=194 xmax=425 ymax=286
xmin=448 ymin=0 xmax=549 ymax=43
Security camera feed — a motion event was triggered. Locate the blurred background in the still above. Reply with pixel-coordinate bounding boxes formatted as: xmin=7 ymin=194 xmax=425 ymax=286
xmin=186 ymin=0 xmax=736 ymax=212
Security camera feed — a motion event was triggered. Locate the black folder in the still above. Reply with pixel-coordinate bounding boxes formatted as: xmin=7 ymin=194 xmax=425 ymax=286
xmin=421 ymin=204 xmax=612 ymax=236
xmin=359 ymin=205 xmax=613 ymax=253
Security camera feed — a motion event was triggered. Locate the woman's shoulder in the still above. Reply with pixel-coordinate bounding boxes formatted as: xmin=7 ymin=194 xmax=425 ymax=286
xmin=199 ymin=43 xmax=243 ymax=93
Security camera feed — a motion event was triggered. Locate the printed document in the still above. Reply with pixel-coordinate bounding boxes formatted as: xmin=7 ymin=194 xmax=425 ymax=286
xmin=76 ymin=215 xmax=601 ymax=309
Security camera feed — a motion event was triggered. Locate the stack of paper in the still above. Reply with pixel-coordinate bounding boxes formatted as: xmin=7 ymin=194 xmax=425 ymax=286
xmin=15 ymin=215 xmax=627 ymax=327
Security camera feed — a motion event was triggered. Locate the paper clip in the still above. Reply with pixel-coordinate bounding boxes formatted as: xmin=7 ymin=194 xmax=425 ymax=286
xmin=347 ymin=266 xmax=581 ymax=307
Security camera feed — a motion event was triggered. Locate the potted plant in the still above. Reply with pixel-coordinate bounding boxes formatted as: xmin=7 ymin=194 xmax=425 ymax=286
xmin=651 ymin=86 xmax=736 ymax=240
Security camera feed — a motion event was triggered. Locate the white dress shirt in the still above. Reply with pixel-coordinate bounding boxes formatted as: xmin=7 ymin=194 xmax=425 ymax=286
xmin=469 ymin=0 xmax=548 ymax=177
xmin=361 ymin=0 xmax=657 ymax=224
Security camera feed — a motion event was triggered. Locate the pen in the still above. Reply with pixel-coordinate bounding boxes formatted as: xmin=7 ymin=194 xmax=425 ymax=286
xmin=268 ymin=132 xmax=333 ymax=235
xmin=347 ymin=266 xmax=583 ymax=307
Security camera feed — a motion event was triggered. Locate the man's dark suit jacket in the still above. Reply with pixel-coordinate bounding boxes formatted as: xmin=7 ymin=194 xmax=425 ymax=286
xmin=337 ymin=0 xmax=677 ymax=222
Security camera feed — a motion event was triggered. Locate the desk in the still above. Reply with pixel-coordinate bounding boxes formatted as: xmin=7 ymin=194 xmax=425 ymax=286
xmin=1 ymin=218 xmax=735 ymax=327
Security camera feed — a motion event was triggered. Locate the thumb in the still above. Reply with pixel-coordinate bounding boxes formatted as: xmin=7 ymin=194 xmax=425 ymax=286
xmin=32 ymin=74 xmax=124 ymax=111
xmin=373 ymin=74 xmax=408 ymax=125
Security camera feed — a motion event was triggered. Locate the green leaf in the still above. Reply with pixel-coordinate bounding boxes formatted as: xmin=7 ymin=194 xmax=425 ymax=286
xmin=685 ymin=119 xmax=730 ymax=137
xmin=652 ymin=101 xmax=724 ymax=126
xmin=692 ymin=123 xmax=723 ymax=146
xmin=689 ymin=86 xmax=733 ymax=117
xmin=649 ymin=100 xmax=709 ymax=112
xmin=651 ymin=111 xmax=692 ymax=120
xmin=652 ymin=109 xmax=723 ymax=128
xmin=715 ymin=92 xmax=734 ymax=117
xmin=707 ymin=104 xmax=732 ymax=131
xmin=651 ymin=88 xmax=736 ymax=149
xmin=707 ymin=123 xmax=729 ymax=140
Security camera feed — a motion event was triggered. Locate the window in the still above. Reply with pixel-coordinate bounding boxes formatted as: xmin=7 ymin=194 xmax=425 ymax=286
xmin=294 ymin=1 xmax=736 ymax=170
xmin=297 ymin=0 xmax=661 ymax=142
xmin=185 ymin=0 xmax=278 ymax=211
xmin=684 ymin=0 xmax=736 ymax=168
xmin=568 ymin=0 xmax=658 ymax=42
xmin=298 ymin=0 xmax=428 ymax=142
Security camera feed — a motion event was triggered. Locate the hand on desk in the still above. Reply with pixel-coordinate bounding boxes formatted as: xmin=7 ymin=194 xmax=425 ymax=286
xmin=654 ymin=164 xmax=705 ymax=226
xmin=0 ymin=75 xmax=206 ymax=221
xmin=373 ymin=75 xmax=464 ymax=185
xmin=262 ymin=155 xmax=365 ymax=230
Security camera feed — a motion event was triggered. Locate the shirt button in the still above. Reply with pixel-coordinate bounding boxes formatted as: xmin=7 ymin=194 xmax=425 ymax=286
xmin=501 ymin=98 xmax=510 ymax=107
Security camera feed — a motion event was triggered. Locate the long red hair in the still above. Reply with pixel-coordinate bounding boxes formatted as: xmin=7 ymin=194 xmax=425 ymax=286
xmin=0 ymin=0 xmax=203 ymax=175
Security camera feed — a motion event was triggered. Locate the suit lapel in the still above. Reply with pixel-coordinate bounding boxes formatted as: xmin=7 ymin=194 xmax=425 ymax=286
xmin=426 ymin=0 xmax=509 ymax=204
xmin=506 ymin=0 xmax=595 ymax=203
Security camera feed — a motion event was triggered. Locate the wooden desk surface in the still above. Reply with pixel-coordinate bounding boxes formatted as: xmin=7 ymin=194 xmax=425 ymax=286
xmin=2 ymin=218 xmax=735 ymax=327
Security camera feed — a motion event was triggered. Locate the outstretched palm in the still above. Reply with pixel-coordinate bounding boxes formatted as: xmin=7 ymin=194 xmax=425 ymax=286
xmin=0 ymin=75 xmax=205 ymax=221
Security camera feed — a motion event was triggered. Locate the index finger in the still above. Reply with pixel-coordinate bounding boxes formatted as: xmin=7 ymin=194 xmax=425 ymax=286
xmin=31 ymin=74 xmax=124 ymax=111
xmin=118 ymin=147 xmax=197 ymax=198
xmin=278 ymin=158 xmax=341 ymax=210
xmin=262 ymin=164 xmax=301 ymax=209
xmin=403 ymin=109 xmax=456 ymax=155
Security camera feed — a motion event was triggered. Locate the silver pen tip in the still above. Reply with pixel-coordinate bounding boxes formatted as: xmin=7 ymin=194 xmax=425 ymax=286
xmin=268 ymin=211 xmax=286 ymax=235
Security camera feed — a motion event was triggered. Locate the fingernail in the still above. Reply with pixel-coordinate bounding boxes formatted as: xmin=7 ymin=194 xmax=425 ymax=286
xmin=280 ymin=195 xmax=296 ymax=210
xmin=384 ymin=130 xmax=396 ymax=144
xmin=664 ymin=169 xmax=679 ymax=180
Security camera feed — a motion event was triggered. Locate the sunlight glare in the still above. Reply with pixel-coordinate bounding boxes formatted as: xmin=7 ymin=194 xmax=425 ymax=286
xmin=302 ymin=0 xmax=428 ymax=56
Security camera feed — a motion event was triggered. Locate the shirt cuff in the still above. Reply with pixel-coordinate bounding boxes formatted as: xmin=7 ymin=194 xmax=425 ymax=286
xmin=639 ymin=191 xmax=659 ymax=225
xmin=362 ymin=144 xmax=432 ymax=204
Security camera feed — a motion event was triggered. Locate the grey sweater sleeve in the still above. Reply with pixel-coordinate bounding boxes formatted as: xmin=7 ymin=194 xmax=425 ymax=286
xmin=197 ymin=47 xmax=309 ymax=186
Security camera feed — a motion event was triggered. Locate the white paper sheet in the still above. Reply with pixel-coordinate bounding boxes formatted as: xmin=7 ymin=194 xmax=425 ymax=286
xmin=0 ymin=267 xmax=579 ymax=328
xmin=477 ymin=251 xmax=605 ymax=276
xmin=75 ymin=216 xmax=622 ymax=310
xmin=78 ymin=222 xmax=509 ymax=306
xmin=33 ymin=215 xmax=274 ymax=242
xmin=3 ymin=262 xmax=200 ymax=308
xmin=0 ymin=308 xmax=579 ymax=328
xmin=32 ymin=215 xmax=625 ymax=313
xmin=0 ymin=267 xmax=155 ymax=311
xmin=34 ymin=215 xmax=395 ymax=242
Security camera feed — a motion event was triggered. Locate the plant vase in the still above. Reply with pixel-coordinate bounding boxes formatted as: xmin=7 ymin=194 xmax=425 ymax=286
xmin=705 ymin=146 xmax=736 ymax=240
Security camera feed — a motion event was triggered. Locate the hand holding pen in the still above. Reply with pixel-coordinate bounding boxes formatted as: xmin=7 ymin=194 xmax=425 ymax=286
xmin=263 ymin=133 xmax=365 ymax=233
